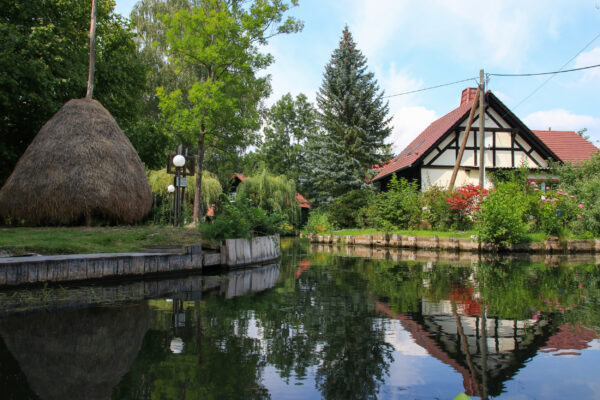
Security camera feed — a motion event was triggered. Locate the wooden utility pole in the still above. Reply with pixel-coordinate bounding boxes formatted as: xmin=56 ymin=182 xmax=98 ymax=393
xmin=448 ymin=88 xmax=480 ymax=190
xmin=478 ymin=69 xmax=485 ymax=187
xmin=86 ymin=0 xmax=97 ymax=99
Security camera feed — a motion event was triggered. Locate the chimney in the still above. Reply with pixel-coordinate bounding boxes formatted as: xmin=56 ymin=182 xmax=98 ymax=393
xmin=460 ymin=88 xmax=478 ymax=106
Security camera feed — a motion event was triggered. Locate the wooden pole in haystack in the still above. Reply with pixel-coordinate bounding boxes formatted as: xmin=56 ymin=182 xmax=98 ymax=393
xmin=86 ymin=0 xmax=97 ymax=99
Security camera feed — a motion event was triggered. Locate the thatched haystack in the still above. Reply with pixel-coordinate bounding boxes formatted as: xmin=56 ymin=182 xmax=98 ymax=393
xmin=0 ymin=98 xmax=151 ymax=225
xmin=0 ymin=303 xmax=150 ymax=400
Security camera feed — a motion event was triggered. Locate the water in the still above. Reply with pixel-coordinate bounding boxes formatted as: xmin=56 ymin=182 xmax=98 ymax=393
xmin=1 ymin=238 xmax=599 ymax=400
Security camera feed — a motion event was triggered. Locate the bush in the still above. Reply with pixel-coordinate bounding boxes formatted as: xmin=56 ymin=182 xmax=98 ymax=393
xmin=524 ymin=182 xmax=581 ymax=237
xmin=366 ymin=175 xmax=421 ymax=231
xmin=305 ymin=209 xmax=335 ymax=234
xmin=198 ymin=198 xmax=284 ymax=242
xmin=475 ymin=182 xmax=527 ymax=247
xmin=443 ymin=184 xmax=487 ymax=230
xmin=328 ymin=189 xmax=374 ymax=228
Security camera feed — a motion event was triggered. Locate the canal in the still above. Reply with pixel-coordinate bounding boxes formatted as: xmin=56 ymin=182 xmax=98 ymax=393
xmin=1 ymin=238 xmax=599 ymax=399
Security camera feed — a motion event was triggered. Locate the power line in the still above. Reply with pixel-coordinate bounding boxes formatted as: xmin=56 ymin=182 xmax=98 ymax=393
xmin=508 ymin=30 xmax=600 ymax=110
xmin=489 ymin=63 xmax=600 ymax=77
xmin=383 ymin=77 xmax=478 ymax=98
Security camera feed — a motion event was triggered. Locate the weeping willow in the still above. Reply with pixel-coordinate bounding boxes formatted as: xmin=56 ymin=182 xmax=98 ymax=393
xmin=147 ymin=169 xmax=222 ymax=211
xmin=236 ymin=169 xmax=300 ymax=224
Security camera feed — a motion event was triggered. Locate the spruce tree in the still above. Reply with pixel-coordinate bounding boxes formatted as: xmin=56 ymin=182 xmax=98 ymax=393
xmin=305 ymin=26 xmax=392 ymax=205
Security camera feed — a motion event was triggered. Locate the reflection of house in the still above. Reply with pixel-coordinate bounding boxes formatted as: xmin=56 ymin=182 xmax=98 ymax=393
xmin=377 ymin=291 xmax=598 ymax=397
xmin=372 ymin=88 xmax=598 ymax=191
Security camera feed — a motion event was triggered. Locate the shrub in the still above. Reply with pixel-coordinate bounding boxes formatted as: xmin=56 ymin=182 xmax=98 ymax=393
xmin=553 ymin=154 xmax=600 ymax=235
xmin=420 ymin=186 xmax=456 ymax=229
xmin=367 ymin=175 xmax=421 ymax=231
xmin=198 ymin=198 xmax=284 ymax=242
xmin=476 ymin=182 xmax=527 ymax=247
xmin=328 ymin=189 xmax=374 ymax=228
xmin=444 ymin=184 xmax=487 ymax=230
xmin=524 ymin=182 xmax=581 ymax=237
xmin=305 ymin=209 xmax=335 ymax=234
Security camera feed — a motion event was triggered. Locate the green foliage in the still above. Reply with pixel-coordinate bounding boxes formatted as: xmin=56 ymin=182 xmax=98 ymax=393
xmin=156 ymin=0 xmax=302 ymax=220
xmin=303 ymin=26 xmax=392 ymax=205
xmin=487 ymin=162 xmax=529 ymax=187
xmin=0 ymin=0 xmax=148 ymax=185
xmin=476 ymin=182 xmax=528 ymax=247
xmin=328 ymin=189 xmax=374 ymax=228
xmin=236 ymin=169 xmax=300 ymax=225
xmin=198 ymin=198 xmax=284 ymax=241
xmin=366 ymin=175 xmax=421 ymax=231
xmin=420 ymin=185 xmax=459 ymax=230
xmin=552 ymin=153 xmax=600 ymax=235
xmin=305 ymin=209 xmax=335 ymax=234
xmin=524 ymin=183 xmax=580 ymax=237
xmin=258 ymin=93 xmax=318 ymax=184
xmin=147 ymin=169 xmax=222 ymax=211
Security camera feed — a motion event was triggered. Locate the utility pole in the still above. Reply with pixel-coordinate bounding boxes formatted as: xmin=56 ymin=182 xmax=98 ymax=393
xmin=478 ymin=69 xmax=485 ymax=187
xmin=86 ymin=0 xmax=97 ymax=99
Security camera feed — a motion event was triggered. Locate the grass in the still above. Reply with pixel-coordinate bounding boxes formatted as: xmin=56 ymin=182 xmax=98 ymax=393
xmin=332 ymin=228 xmax=474 ymax=238
xmin=0 ymin=226 xmax=204 ymax=255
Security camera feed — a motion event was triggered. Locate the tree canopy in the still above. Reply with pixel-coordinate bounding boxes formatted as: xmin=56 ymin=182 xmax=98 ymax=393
xmin=156 ymin=0 xmax=302 ymax=221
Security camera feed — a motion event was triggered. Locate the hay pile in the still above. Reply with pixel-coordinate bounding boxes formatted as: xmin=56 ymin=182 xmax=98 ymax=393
xmin=0 ymin=98 xmax=151 ymax=225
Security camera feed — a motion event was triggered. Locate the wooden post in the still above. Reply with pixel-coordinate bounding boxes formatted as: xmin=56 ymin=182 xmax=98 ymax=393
xmin=478 ymin=69 xmax=485 ymax=187
xmin=448 ymin=88 xmax=480 ymax=190
xmin=86 ymin=0 xmax=97 ymax=99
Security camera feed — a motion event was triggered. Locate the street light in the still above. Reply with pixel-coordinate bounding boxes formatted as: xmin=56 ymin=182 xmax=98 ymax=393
xmin=173 ymin=154 xmax=186 ymax=168
xmin=167 ymin=150 xmax=194 ymax=227
xmin=167 ymin=185 xmax=175 ymax=225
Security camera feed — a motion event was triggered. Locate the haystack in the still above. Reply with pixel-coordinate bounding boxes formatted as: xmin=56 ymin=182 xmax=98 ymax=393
xmin=0 ymin=98 xmax=151 ymax=225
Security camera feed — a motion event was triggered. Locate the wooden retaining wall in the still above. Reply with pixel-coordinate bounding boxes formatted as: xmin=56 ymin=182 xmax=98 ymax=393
xmin=220 ymin=235 xmax=280 ymax=267
xmin=307 ymin=233 xmax=600 ymax=254
xmin=0 ymin=235 xmax=281 ymax=287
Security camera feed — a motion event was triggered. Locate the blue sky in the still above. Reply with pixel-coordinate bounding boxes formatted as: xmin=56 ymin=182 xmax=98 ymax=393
xmin=114 ymin=0 xmax=600 ymax=153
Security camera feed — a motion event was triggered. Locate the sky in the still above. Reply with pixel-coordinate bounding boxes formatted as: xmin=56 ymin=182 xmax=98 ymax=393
xmin=114 ymin=0 xmax=600 ymax=153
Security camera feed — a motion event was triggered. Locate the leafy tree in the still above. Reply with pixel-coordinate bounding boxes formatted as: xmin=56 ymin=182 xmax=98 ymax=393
xmin=328 ymin=189 xmax=374 ymax=228
xmin=0 ymin=0 xmax=147 ymax=185
xmin=236 ymin=168 xmax=300 ymax=225
xmin=258 ymin=93 xmax=318 ymax=184
xmin=156 ymin=0 xmax=302 ymax=222
xmin=304 ymin=26 xmax=392 ymax=205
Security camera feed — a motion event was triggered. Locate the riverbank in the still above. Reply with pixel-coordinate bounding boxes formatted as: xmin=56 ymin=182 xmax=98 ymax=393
xmin=306 ymin=232 xmax=600 ymax=253
xmin=0 ymin=226 xmax=204 ymax=256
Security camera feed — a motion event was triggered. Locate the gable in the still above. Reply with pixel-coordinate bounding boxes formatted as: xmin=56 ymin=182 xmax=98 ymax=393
xmin=373 ymin=91 xmax=559 ymax=183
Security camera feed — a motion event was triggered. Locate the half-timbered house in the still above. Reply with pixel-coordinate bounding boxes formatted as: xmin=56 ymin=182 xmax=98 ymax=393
xmin=372 ymin=88 xmax=598 ymax=191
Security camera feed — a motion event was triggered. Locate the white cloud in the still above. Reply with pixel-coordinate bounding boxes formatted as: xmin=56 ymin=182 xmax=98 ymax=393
xmin=574 ymin=47 xmax=600 ymax=81
xmin=523 ymin=109 xmax=600 ymax=144
xmin=387 ymin=106 xmax=438 ymax=154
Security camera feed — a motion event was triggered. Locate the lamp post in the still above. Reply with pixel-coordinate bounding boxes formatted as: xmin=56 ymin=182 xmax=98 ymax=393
xmin=173 ymin=154 xmax=186 ymax=226
xmin=167 ymin=149 xmax=194 ymax=227
xmin=167 ymin=185 xmax=175 ymax=225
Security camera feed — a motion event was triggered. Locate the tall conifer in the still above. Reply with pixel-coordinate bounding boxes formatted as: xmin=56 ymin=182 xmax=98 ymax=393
xmin=305 ymin=26 xmax=392 ymax=205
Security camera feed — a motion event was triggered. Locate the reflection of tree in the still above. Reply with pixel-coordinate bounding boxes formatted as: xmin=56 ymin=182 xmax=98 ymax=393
xmin=255 ymin=256 xmax=394 ymax=400
xmin=113 ymin=300 xmax=270 ymax=400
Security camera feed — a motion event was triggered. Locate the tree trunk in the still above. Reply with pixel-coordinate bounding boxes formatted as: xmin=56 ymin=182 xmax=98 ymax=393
xmin=193 ymin=131 xmax=206 ymax=222
xmin=86 ymin=0 xmax=97 ymax=99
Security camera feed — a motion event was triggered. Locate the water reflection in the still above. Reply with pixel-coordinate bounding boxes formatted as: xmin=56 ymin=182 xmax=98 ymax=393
xmin=0 ymin=240 xmax=599 ymax=399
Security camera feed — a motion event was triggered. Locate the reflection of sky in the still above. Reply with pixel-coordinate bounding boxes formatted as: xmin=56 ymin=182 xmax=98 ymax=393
xmin=262 ymin=365 xmax=321 ymax=400
xmin=500 ymin=339 xmax=600 ymax=399
xmin=380 ymin=319 xmax=466 ymax=399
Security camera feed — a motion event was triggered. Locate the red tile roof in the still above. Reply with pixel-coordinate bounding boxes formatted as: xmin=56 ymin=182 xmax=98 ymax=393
xmin=532 ymin=130 xmax=598 ymax=163
xmin=373 ymin=99 xmax=474 ymax=182
xmin=230 ymin=173 xmax=246 ymax=182
xmin=295 ymin=192 xmax=311 ymax=208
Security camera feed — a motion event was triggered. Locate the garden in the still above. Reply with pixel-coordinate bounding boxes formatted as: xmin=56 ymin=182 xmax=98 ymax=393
xmin=305 ymin=155 xmax=600 ymax=248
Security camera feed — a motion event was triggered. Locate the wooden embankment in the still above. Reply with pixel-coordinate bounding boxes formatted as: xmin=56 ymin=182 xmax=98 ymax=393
xmin=307 ymin=233 xmax=600 ymax=254
xmin=0 ymin=235 xmax=280 ymax=287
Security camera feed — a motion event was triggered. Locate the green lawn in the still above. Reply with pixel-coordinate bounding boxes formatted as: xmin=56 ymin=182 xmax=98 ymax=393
xmin=0 ymin=226 xmax=204 ymax=255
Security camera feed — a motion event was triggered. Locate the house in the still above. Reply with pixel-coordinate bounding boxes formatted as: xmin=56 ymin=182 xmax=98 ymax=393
xmin=372 ymin=88 xmax=598 ymax=191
